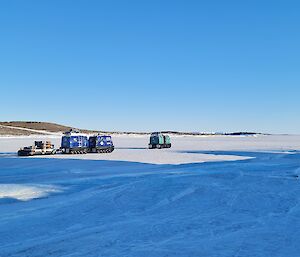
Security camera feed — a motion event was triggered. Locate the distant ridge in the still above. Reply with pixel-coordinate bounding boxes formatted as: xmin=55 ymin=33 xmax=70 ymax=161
xmin=159 ymin=131 xmax=264 ymax=136
xmin=0 ymin=121 xmax=104 ymax=136
xmin=0 ymin=121 xmax=264 ymax=136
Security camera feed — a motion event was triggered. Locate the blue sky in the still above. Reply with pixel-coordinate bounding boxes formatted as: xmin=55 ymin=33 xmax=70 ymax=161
xmin=0 ymin=0 xmax=299 ymax=133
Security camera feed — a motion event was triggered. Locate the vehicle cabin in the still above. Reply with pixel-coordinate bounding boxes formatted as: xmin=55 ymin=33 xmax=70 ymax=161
xmin=149 ymin=132 xmax=171 ymax=149
xmin=61 ymin=130 xmax=89 ymax=154
xmin=88 ymin=135 xmax=114 ymax=153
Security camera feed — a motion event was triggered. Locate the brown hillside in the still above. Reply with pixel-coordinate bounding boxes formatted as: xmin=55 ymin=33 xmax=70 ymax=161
xmin=0 ymin=121 xmax=73 ymax=133
xmin=0 ymin=125 xmax=41 ymax=136
xmin=0 ymin=121 xmax=148 ymax=135
xmin=0 ymin=121 xmax=142 ymax=135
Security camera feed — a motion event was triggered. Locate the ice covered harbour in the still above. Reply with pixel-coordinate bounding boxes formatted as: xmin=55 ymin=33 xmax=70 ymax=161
xmin=1 ymin=134 xmax=300 ymax=256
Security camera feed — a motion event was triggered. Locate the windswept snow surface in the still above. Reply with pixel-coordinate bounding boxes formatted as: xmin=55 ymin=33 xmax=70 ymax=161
xmin=1 ymin=135 xmax=300 ymax=256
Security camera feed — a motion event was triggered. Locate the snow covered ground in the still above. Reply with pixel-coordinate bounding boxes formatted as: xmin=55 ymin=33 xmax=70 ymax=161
xmin=1 ymin=135 xmax=300 ymax=256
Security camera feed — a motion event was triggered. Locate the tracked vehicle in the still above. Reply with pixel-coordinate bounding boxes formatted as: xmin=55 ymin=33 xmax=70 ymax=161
xmin=148 ymin=132 xmax=171 ymax=149
xmin=61 ymin=129 xmax=114 ymax=154
xmin=61 ymin=130 xmax=89 ymax=154
xmin=18 ymin=141 xmax=56 ymax=156
xmin=89 ymin=135 xmax=114 ymax=153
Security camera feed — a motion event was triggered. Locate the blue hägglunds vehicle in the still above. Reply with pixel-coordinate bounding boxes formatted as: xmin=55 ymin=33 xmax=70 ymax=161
xmin=88 ymin=135 xmax=114 ymax=153
xmin=61 ymin=130 xmax=89 ymax=154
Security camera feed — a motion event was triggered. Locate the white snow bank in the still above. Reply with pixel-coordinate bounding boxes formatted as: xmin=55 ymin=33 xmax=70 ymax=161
xmin=40 ymin=149 xmax=251 ymax=165
xmin=2 ymin=134 xmax=299 ymax=165
xmin=0 ymin=184 xmax=62 ymax=201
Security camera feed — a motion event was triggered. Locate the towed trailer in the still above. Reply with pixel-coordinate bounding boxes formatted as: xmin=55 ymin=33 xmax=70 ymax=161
xmin=18 ymin=141 xmax=56 ymax=156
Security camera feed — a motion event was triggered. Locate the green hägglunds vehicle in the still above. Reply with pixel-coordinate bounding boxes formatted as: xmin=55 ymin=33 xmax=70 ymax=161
xmin=148 ymin=132 xmax=171 ymax=149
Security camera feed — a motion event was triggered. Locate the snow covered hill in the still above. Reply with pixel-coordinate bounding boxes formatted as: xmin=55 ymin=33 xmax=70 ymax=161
xmin=0 ymin=135 xmax=300 ymax=256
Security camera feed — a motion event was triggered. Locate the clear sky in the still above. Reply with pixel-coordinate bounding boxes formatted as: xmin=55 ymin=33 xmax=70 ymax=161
xmin=0 ymin=0 xmax=299 ymax=133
